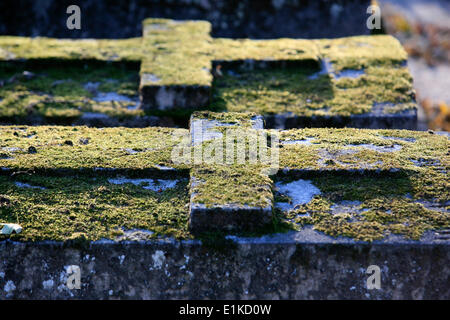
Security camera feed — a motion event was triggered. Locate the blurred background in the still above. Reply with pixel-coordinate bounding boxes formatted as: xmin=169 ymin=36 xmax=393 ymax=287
xmin=0 ymin=0 xmax=448 ymax=130
xmin=379 ymin=0 xmax=450 ymax=131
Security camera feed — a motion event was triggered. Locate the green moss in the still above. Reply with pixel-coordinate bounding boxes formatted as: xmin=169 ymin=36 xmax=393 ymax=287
xmin=191 ymin=111 xmax=261 ymax=127
xmin=188 ymin=111 xmax=273 ymax=208
xmin=0 ymin=37 xmax=143 ymax=62
xmin=191 ymin=164 xmax=273 ymax=208
xmin=277 ymin=172 xmax=449 ymax=242
xmin=316 ymin=35 xmax=408 ymax=71
xmin=210 ymin=35 xmax=414 ymax=117
xmin=140 ymin=19 xmax=213 ymax=86
xmin=275 ymin=128 xmax=449 ymax=241
xmin=0 ymin=123 xmax=447 ymax=242
xmin=0 ymin=126 xmax=189 ymax=171
xmin=211 ymin=67 xmax=333 ymax=115
xmin=212 ymin=38 xmax=319 ymax=63
xmin=0 ymin=62 xmax=142 ymax=121
xmin=1 ymin=26 xmax=415 ymax=120
xmin=0 ymin=174 xmax=190 ymax=241
xmin=211 ymin=64 xmax=414 ymax=117
xmin=277 ymin=128 xmax=449 ymax=172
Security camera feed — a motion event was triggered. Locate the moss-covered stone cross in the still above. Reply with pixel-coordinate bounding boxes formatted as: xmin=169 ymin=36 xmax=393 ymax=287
xmin=0 ymin=18 xmax=417 ymax=129
xmin=1 ymin=111 xmax=448 ymax=237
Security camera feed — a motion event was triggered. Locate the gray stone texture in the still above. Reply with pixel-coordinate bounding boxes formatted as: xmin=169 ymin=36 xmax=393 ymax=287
xmin=0 ymin=239 xmax=448 ymax=299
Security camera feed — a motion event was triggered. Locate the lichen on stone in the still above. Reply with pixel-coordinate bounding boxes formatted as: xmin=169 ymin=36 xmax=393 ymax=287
xmin=0 ymin=36 xmax=143 ymax=62
xmin=0 ymin=125 xmax=189 ymax=171
xmin=140 ymin=18 xmax=213 ymax=86
xmin=0 ymin=62 xmax=142 ymax=122
xmin=212 ymin=38 xmax=319 ymax=65
xmin=0 ymin=174 xmax=190 ymax=241
xmin=275 ymin=128 xmax=449 ymax=241
xmin=211 ymin=62 xmax=415 ymax=117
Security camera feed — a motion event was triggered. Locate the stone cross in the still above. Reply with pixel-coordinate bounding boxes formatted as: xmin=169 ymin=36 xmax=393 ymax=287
xmin=140 ymin=18 xmax=417 ymax=129
xmin=0 ymin=18 xmax=447 ymax=241
xmin=0 ymin=18 xmax=417 ymax=129
xmin=1 ymin=111 xmax=448 ymax=238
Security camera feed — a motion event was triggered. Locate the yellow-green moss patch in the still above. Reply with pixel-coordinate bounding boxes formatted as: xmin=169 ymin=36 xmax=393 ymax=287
xmin=211 ymin=65 xmax=414 ymax=117
xmin=0 ymin=37 xmax=143 ymax=62
xmin=140 ymin=18 xmax=213 ymax=86
xmin=277 ymin=172 xmax=449 ymax=242
xmin=275 ymin=127 xmax=449 ymax=241
xmin=0 ymin=126 xmax=189 ymax=171
xmin=191 ymin=164 xmax=273 ymax=208
xmin=212 ymin=38 xmax=319 ymax=64
xmin=0 ymin=62 xmax=142 ymax=121
xmin=316 ymin=35 xmax=408 ymax=71
xmin=277 ymin=128 xmax=449 ymax=172
xmin=0 ymin=174 xmax=190 ymax=241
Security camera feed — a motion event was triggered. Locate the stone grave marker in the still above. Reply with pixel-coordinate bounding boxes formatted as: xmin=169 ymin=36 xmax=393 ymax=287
xmin=1 ymin=18 xmax=417 ymax=129
xmin=0 ymin=18 xmax=448 ymax=299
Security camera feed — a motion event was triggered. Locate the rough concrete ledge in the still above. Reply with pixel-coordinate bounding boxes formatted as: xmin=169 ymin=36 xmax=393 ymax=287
xmin=265 ymin=109 xmax=418 ymax=130
xmin=189 ymin=202 xmax=273 ymax=234
xmin=140 ymin=83 xmax=211 ymax=111
xmin=0 ymin=233 xmax=448 ymax=299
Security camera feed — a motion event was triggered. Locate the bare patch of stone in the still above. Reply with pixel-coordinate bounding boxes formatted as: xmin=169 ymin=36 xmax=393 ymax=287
xmin=274 ymin=179 xmax=321 ymax=212
xmin=0 ymin=147 xmax=24 ymax=160
xmin=81 ymin=112 xmax=111 ymax=120
xmin=308 ymin=58 xmax=365 ymax=80
xmin=190 ymin=119 xmax=234 ymax=146
xmin=83 ymin=81 xmax=100 ymax=94
xmin=14 ymin=182 xmax=46 ymax=190
xmin=415 ymin=199 xmax=450 ymax=213
xmin=115 ymin=229 xmax=155 ymax=241
xmin=141 ymin=73 xmax=161 ymax=84
xmin=123 ymin=148 xmax=139 ymax=155
xmin=1 ymin=147 xmax=23 ymax=153
xmin=345 ymin=143 xmax=403 ymax=153
xmin=144 ymin=23 xmax=169 ymax=31
xmin=154 ymin=164 xmax=176 ymax=171
xmin=281 ymin=137 xmax=315 ymax=145
xmin=92 ymin=92 xmax=138 ymax=103
xmin=308 ymin=58 xmax=333 ymax=80
xmin=317 ymin=148 xmax=357 ymax=167
xmin=436 ymin=131 xmax=450 ymax=138
xmin=107 ymin=177 xmax=178 ymax=191
xmin=433 ymin=229 xmax=450 ymax=241
xmin=190 ymin=115 xmax=264 ymax=146
xmin=330 ymin=200 xmax=370 ymax=222
xmin=410 ymin=158 xmax=444 ymax=173
xmin=334 ymin=69 xmax=365 ymax=79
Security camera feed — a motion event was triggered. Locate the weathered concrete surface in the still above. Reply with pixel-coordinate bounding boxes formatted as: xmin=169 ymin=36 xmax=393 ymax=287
xmin=0 ymin=234 xmax=448 ymax=299
xmin=265 ymin=108 xmax=418 ymax=130
xmin=188 ymin=202 xmax=273 ymax=234
xmin=140 ymin=84 xmax=211 ymax=111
